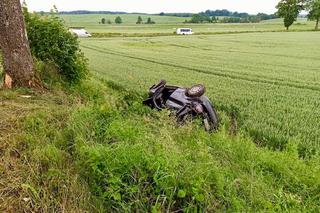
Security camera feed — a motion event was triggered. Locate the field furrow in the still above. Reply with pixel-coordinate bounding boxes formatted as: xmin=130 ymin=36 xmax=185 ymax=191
xmin=82 ymin=43 xmax=320 ymax=92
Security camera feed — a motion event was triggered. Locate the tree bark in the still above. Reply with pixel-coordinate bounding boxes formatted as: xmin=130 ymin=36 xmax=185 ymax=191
xmin=316 ymin=18 xmax=319 ymax=31
xmin=0 ymin=0 xmax=34 ymax=88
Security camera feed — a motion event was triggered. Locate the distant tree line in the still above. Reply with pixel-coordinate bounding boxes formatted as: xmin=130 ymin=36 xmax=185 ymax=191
xmin=160 ymin=12 xmax=194 ymax=17
xmin=200 ymin=10 xmax=248 ymax=18
xmin=60 ymin=10 xmax=127 ymax=15
xmin=161 ymin=10 xmax=278 ymax=22
xmin=219 ymin=16 xmax=263 ymax=23
xmin=186 ymin=12 xmax=278 ymax=24
xmin=99 ymin=16 xmax=155 ymax=24
xmin=99 ymin=16 xmax=122 ymax=24
xmin=136 ymin=16 xmax=155 ymax=24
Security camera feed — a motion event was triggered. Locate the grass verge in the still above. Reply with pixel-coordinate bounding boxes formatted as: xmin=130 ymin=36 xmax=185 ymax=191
xmin=0 ymin=78 xmax=320 ymax=212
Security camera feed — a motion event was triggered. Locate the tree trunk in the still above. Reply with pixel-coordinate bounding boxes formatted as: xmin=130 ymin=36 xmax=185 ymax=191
xmin=316 ymin=18 xmax=319 ymax=31
xmin=0 ymin=0 xmax=34 ymax=88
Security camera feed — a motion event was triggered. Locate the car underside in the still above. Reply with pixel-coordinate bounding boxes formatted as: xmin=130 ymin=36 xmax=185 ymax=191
xmin=143 ymin=80 xmax=219 ymax=131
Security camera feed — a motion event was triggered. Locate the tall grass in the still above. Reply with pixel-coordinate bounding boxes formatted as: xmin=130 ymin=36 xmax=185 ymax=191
xmin=19 ymin=78 xmax=320 ymax=212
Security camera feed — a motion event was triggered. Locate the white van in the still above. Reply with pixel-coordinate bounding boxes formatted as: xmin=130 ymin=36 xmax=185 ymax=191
xmin=69 ymin=28 xmax=92 ymax=38
xmin=176 ymin=28 xmax=193 ymax=35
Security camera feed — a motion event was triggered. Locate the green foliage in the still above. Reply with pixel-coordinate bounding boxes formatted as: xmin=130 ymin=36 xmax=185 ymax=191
xmin=307 ymin=0 xmax=320 ymax=29
xmin=24 ymin=12 xmax=88 ymax=84
xmin=188 ymin=14 xmax=262 ymax=24
xmin=34 ymin=60 xmax=64 ymax=88
xmin=115 ymin=16 xmax=123 ymax=24
xmin=101 ymin=17 xmax=106 ymax=24
xmin=146 ymin=17 xmax=156 ymax=24
xmin=220 ymin=16 xmax=262 ymax=23
xmin=136 ymin=16 xmax=143 ymax=24
xmin=276 ymin=0 xmax=304 ymax=29
xmin=189 ymin=14 xmax=211 ymax=23
xmin=211 ymin=16 xmax=218 ymax=23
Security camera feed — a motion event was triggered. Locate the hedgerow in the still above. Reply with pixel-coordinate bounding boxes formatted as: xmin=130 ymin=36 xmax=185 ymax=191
xmin=24 ymin=10 xmax=88 ymax=84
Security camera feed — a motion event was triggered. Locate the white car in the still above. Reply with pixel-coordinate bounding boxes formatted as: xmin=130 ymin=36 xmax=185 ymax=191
xmin=176 ymin=28 xmax=193 ymax=35
xmin=69 ymin=28 xmax=92 ymax=38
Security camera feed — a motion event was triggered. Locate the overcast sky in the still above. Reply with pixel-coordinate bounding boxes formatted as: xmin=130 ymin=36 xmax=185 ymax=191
xmin=23 ymin=0 xmax=279 ymax=14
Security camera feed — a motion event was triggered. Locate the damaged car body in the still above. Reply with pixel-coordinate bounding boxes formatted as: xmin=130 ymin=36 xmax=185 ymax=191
xmin=143 ymin=80 xmax=219 ymax=131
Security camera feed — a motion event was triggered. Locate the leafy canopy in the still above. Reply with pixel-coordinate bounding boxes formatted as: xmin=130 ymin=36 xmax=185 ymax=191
xmin=276 ymin=0 xmax=304 ymax=29
xmin=307 ymin=0 xmax=320 ymax=29
xmin=23 ymin=9 xmax=88 ymax=84
xmin=115 ymin=16 xmax=122 ymax=24
xmin=136 ymin=16 xmax=143 ymax=24
xmin=146 ymin=17 xmax=155 ymax=24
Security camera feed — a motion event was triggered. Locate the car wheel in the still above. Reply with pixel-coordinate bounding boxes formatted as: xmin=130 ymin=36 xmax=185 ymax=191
xmin=186 ymin=84 xmax=206 ymax=98
xmin=203 ymin=108 xmax=219 ymax=131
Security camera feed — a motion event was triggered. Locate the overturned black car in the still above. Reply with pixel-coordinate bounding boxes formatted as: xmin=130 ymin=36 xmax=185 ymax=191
xmin=143 ymin=80 xmax=219 ymax=131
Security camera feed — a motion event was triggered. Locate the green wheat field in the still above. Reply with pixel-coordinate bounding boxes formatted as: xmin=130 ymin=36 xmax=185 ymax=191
xmin=78 ymin=30 xmax=320 ymax=156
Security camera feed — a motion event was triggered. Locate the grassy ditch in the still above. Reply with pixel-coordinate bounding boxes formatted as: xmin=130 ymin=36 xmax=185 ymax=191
xmin=1 ymin=78 xmax=320 ymax=212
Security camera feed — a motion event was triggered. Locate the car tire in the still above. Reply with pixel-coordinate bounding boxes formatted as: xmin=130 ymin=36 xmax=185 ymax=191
xmin=203 ymin=107 xmax=219 ymax=131
xmin=186 ymin=84 xmax=206 ymax=98
xmin=199 ymin=98 xmax=219 ymax=131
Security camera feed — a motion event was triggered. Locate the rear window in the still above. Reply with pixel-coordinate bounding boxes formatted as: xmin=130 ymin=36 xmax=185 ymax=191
xmin=180 ymin=29 xmax=191 ymax=32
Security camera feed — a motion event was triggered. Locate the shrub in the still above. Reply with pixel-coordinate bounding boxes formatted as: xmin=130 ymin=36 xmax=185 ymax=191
xmin=188 ymin=14 xmax=211 ymax=23
xmin=24 ymin=12 xmax=88 ymax=84
xmin=115 ymin=16 xmax=122 ymax=24
xmin=146 ymin=17 xmax=155 ymax=24
xmin=136 ymin=16 xmax=143 ymax=24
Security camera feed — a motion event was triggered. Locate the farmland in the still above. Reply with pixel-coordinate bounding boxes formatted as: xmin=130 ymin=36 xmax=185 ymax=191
xmin=61 ymin=14 xmax=316 ymax=35
xmin=80 ymin=31 xmax=320 ymax=156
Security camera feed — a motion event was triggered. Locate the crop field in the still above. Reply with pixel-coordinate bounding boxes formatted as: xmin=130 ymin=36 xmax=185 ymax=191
xmin=81 ymin=31 xmax=320 ymax=157
xmin=61 ymin=14 xmax=316 ymax=35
